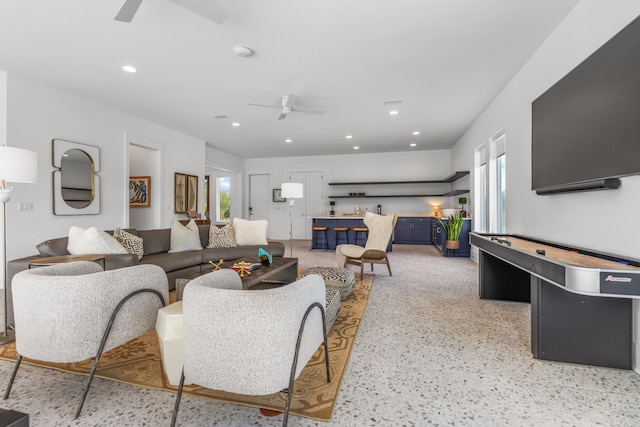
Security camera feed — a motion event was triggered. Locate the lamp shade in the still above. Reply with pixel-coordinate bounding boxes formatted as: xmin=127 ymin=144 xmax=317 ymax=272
xmin=0 ymin=146 xmax=38 ymax=183
xmin=281 ymin=182 xmax=303 ymax=199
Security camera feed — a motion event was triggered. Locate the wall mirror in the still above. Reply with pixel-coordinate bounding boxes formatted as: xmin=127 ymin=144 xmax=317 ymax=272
xmin=52 ymin=139 xmax=101 ymax=215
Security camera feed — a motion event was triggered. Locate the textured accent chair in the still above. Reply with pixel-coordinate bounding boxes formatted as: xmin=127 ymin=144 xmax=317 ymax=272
xmin=171 ymin=269 xmax=330 ymax=427
xmin=336 ymin=212 xmax=398 ymax=280
xmin=4 ymin=261 xmax=168 ymax=419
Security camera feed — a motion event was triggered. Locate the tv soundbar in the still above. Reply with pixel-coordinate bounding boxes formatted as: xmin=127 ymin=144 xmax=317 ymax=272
xmin=535 ymin=178 xmax=621 ymax=195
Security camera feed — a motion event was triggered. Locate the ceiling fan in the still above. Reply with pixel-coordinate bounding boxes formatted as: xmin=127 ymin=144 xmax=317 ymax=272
xmin=115 ymin=0 xmax=227 ymax=24
xmin=249 ymin=95 xmax=324 ymax=120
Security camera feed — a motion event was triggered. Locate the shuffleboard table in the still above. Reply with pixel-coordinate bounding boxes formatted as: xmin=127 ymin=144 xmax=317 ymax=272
xmin=470 ymin=232 xmax=640 ymax=369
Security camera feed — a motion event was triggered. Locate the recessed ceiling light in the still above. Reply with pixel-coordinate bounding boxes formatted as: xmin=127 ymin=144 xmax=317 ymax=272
xmin=412 ymin=131 xmax=420 ymax=135
xmin=122 ymin=65 xmax=138 ymax=73
xmin=389 ymin=110 xmax=399 ymax=116
xmin=410 ymin=143 xmax=417 ymax=147
xmin=353 ymin=146 xmax=359 ymax=150
xmin=232 ymin=122 xmax=240 ymax=127
xmin=346 ymin=135 xmax=353 ymax=139
xmin=285 ymin=139 xmax=292 ymax=143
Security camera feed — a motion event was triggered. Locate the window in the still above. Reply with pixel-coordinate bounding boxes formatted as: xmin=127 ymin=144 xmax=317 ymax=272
xmin=477 ymin=147 xmax=488 ymax=232
xmin=474 ymin=133 xmax=506 ymax=233
xmin=216 ymin=176 xmax=230 ymax=222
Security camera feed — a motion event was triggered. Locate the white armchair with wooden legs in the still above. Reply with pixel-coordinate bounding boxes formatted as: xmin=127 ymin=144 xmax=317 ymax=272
xmin=336 ymin=212 xmax=398 ymax=281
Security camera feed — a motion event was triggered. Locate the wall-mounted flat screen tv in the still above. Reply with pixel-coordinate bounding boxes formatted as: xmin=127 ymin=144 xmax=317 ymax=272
xmin=532 ymin=15 xmax=640 ymax=192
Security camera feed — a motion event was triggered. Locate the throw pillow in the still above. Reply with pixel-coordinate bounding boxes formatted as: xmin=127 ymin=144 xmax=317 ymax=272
xmin=113 ymin=228 xmax=144 ymax=260
xmin=169 ymin=220 xmax=203 ymax=253
xmin=207 ymin=224 xmax=237 ymax=248
xmin=67 ymin=226 xmax=128 ymax=255
xmin=232 ymin=218 xmax=268 ymax=246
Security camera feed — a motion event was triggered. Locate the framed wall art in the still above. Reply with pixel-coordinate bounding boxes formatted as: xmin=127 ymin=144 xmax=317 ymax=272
xmin=129 ymin=176 xmax=151 ymax=208
xmin=175 ymin=172 xmax=198 ymax=214
xmin=273 ymin=188 xmax=286 ymax=202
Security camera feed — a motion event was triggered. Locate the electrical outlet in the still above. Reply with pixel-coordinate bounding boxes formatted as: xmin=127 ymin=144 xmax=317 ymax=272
xmin=18 ymin=202 xmax=33 ymax=212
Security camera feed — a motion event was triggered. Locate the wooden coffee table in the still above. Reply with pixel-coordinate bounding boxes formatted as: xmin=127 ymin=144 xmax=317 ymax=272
xmin=175 ymin=257 xmax=298 ymax=301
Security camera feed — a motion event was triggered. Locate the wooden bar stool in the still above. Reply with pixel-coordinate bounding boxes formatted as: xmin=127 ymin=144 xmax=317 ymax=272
xmin=311 ymin=226 xmax=329 ymax=250
xmin=352 ymin=227 xmax=368 ymax=246
xmin=333 ymin=227 xmax=350 ymax=246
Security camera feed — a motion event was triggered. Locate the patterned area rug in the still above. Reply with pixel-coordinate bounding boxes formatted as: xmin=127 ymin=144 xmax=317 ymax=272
xmin=0 ymin=274 xmax=373 ymax=422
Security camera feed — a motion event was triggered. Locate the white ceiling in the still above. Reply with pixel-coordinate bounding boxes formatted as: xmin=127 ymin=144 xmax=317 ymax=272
xmin=0 ymin=0 xmax=579 ymax=159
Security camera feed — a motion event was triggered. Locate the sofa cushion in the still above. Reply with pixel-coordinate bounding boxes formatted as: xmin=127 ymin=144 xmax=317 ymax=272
xmin=169 ymin=220 xmax=203 ymax=253
xmin=232 ymin=218 xmax=268 ymax=246
xmin=139 ymin=251 xmax=204 ymax=273
xmin=138 ymin=228 xmax=171 ymax=255
xmin=67 ymin=226 xmax=128 ymax=255
xmin=207 ymin=224 xmax=237 ymax=248
xmin=113 ymin=228 xmax=144 ymax=260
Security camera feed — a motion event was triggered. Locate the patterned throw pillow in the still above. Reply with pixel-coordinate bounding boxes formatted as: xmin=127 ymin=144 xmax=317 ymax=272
xmin=114 ymin=228 xmax=144 ymax=260
xmin=207 ymin=224 xmax=237 ymax=248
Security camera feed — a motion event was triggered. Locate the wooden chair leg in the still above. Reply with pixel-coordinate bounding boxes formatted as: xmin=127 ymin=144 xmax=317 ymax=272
xmin=386 ymin=258 xmax=392 ymax=276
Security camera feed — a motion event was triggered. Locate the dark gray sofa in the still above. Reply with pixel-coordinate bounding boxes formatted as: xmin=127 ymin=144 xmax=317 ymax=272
xmin=6 ymin=224 xmax=285 ymax=327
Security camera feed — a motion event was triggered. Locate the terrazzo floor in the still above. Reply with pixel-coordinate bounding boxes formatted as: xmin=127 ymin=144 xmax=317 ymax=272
xmin=1 ymin=242 xmax=640 ymax=426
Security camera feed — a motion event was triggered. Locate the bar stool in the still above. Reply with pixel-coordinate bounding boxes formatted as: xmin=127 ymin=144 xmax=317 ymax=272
xmin=352 ymin=227 xmax=368 ymax=246
xmin=311 ymin=226 xmax=329 ymax=250
xmin=333 ymin=227 xmax=350 ymax=246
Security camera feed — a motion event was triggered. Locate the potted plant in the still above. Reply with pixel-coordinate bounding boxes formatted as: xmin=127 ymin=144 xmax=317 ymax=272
xmin=438 ymin=210 xmax=464 ymax=250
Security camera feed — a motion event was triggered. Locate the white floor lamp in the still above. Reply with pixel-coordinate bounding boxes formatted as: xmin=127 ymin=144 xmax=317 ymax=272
xmin=0 ymin=146 xmax=38 ymax=345
xmin=280 ymin=182 xmax=303 ymax=258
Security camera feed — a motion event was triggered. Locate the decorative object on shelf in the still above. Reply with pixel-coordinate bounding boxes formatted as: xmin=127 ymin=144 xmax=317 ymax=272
xmin=433 ymin=205 xmax=441 ymax=217
xmin=232 ymin=260 xmax=253 ymax=277
xmin=52 ymin=139 xmax=101 ymax=215
xmin=272 ymin=188 xmax=286 ymax=202
xmin=129 ymin=176 xmax=150 ymax=208
xmin=458 ymin=197 xmax=467 ymax=218
xmin=281 ymin=182 xmax=304 ymax=257
xmin=0 ymin=145 xmax=37 ymax=345
xmin=329 ymin=200 xmax=336 ymax=216
xmin=174 ymin=172 xmax=198 ymax=214
xmin=438 ymin=211 xmax=464 ymax=250
xmin=209 ymin=259 xmax=224 ymax=272
xmin=258 ymin=248 xmax=272 ymax=264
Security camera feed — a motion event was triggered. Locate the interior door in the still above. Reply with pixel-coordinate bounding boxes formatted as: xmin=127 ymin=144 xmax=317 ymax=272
xmin=289 ymin=171 xmax=324 ymax=240
xmin=249 ymin=174 xmax=270 ymax=223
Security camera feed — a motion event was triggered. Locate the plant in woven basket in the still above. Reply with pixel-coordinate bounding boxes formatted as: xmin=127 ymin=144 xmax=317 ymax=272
xmin=438 ymin=211 xmax=464 ymax=250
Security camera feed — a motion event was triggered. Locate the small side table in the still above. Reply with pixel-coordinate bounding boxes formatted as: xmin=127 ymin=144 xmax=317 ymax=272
xmin=29 ymin=254 xmax=106 ymax=269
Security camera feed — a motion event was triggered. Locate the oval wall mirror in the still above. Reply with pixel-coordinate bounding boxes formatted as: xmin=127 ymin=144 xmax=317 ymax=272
xmin=60 ymin=149 xmax=94 ymax=208
xmin=52 ymin=139 xmax=101 ymax=215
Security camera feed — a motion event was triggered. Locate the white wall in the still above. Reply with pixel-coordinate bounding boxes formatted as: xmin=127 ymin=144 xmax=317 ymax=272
xmin=451 ymin=1 xmax=640 ymax=372
xmin=4 ymin=73 xmax=206 ymax=260
xmin=245 ymin=150 xmax=459 ymax=239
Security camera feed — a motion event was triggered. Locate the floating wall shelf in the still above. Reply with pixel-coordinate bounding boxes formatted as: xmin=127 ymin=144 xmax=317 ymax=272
xmin=328 ymin=171 xmax=469 ymax=198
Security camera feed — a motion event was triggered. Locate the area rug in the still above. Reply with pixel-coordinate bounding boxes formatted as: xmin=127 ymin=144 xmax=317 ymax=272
xmin=0 ymin=274 xmax=374 ymax=422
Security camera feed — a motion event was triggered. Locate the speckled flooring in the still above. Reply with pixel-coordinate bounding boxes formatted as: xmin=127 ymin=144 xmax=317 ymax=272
xmin=1 ymin=242 xmax=639 ymax=426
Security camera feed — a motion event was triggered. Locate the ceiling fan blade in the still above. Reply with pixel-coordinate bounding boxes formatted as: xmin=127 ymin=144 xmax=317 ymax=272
xmin=278 ymin=113 xmax=287 ymax=120
xmin=171 ymin=0 xmax=228 ymax=24
xmin=114 ymin=0 xmax=144 ymax=22
xmin=248 ymin=103 xmax=281 ymax=110
xmin=281 ymin=94 xmax=296 ymax=108
xmin=291 ymin=107 xmax=324 ymax=115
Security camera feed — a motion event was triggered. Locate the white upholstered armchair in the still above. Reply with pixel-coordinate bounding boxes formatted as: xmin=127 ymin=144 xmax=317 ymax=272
xmin=3 ymin=261 xmax=168 ymax=419
xmin=336 ymin=212 xmax=398 ymax=280
xmin=171 ymin=269 xmax=330 ymax=427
